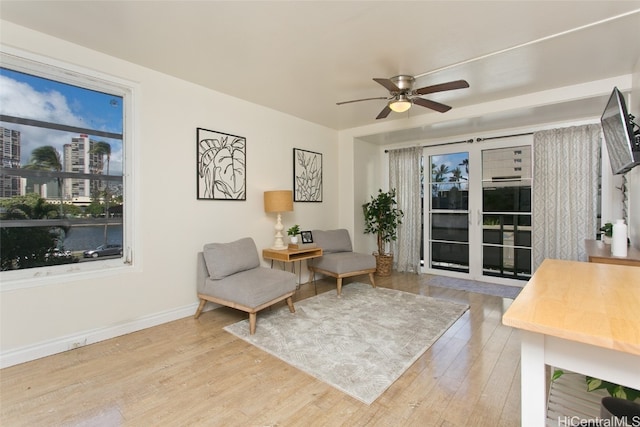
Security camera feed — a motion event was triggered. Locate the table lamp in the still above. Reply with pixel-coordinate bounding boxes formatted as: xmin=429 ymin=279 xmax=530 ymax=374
xmin=264 ymin=190 xmax=293 ymax=250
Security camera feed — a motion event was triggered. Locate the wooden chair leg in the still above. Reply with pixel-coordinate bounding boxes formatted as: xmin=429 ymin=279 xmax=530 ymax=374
xmin=249 ymin=312 xmax=257 ymax=335
xmin=368 ymin=272 xmax=376 ymax=288
xmin=336 ymin=278 xmax=343 ymax=296
xmin=286 ymin=296 xmax=295 ymax=313
xmin=194 ymin=299 xmax=206 ymax=319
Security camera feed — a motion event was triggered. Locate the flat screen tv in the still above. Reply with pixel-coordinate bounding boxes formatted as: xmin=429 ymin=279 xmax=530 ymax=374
xmin=600 ymin=87 xmax=640 ymax=175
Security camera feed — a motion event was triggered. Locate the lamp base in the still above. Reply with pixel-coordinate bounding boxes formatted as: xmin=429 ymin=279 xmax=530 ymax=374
xmin=271 ymin=212 xmax=287 ymax=250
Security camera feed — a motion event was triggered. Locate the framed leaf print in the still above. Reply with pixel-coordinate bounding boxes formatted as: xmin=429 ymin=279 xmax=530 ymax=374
xmin=293 ymin=148 xmax=322 ymax=202
xmin=197 ymin=128 xmax=246 ymax=200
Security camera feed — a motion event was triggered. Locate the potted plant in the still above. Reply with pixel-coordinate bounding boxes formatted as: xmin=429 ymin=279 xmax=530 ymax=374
xmin=552 ymin=370 xmax=640 ymax=423
xmin=287 ymin=224 xmax=300 ymax=244
xmin=600 ymin=222 xmax=613 ymax=244
xmin=363 ymin=189 xmax=404 ymax=276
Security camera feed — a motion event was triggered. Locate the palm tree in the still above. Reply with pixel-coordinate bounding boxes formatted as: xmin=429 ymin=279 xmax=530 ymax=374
xmin=24 ymin=146 xmax=63 ymax=217
xmin=449 ymin=167 xmax=464 ymax=189
xmin=431 ymin=163 xmax=451 ymax=197
xmin=459 ymin=158 xmax=469 ymax=174
xmin=90 ymin=141 xmax=112 ymax=245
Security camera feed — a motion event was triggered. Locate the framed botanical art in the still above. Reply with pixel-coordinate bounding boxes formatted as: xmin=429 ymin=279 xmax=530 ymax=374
xmin=293 ymin=148 xmax=322 ymax=202
xmin=197 ymin=128 xmax=246 ymax=200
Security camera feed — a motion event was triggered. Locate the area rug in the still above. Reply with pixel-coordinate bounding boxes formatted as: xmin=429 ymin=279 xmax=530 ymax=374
xmin=223 ymin=282 xmax=468 ymax=404
xmin=426 ymin=275 xmax=522 ymax=299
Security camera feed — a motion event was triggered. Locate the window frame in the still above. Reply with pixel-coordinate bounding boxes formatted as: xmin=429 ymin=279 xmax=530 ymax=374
xmin=0 ymin=47 xmax=140 ymax=290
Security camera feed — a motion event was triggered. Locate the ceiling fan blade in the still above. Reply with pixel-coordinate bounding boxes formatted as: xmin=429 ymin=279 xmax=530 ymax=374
xmin=336 ymin=96 xmax=388 ymax=106
xmin=376 ymin=105 xmax=392 ymax=119
xmin=415 ymin=79 xmax=470 ymax=95
xmin=412 ymin=97 xmax=452 ymax=113
xmin=373 ymin=78 xmax=400 ymax=92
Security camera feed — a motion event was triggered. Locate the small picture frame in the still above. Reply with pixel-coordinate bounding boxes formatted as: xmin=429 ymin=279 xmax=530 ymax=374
xmin=300 ymin=231 xmax=314 ymax=244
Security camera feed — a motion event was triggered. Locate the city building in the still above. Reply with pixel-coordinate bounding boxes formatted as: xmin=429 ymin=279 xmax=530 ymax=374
xmin=0 ymin=126 xmax=21 ymax=198
xmin=63 ymin=134 xmax=101 ymax=200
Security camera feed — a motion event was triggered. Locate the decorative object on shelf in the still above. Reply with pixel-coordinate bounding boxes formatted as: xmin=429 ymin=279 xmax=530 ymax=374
xmin=611 ymin=219 xmax=628 ymax=257
xmin=300 ymin=230 xmax=313 ymax=244
xmin=287 ymin=224 xmax=300 ymax=244
xmin=600 ymin=222 xmax=613 ymax=244
xmin=552 ymin=370 xmax=640 ymax=418
xmin=197 ymin=128 xmax=246 ymax=200
xmin=264 ymin=190 xmax=293 ymax=250
xmin=363 ymin=189 xmax=404 ymax=276
xmin=293 ymin=148 xmax=322 ymax=202
xmin=600 ymin=397 xmax=640 ymax=425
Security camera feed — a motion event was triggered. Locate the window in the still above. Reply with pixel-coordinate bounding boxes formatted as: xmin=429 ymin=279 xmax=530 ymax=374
xmin=0 ymin=50 xmax=136 ymax=286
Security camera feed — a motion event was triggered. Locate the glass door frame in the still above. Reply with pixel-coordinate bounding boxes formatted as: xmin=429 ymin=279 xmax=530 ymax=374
xmin=421 ymin=135 xmax=533 ymax=286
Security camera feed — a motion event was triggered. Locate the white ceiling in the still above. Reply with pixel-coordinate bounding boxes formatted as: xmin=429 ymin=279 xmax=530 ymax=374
xmin=1 ymin=1 xmax=640 ymax=143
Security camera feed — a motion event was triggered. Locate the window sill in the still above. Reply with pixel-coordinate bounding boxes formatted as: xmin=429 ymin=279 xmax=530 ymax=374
xmin=0 ymin=257 xmax=139 ymax=291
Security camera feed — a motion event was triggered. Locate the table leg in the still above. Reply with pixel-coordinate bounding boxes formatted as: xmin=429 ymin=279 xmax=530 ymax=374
xmin=520 ymin=331 xmax=547 ymax=427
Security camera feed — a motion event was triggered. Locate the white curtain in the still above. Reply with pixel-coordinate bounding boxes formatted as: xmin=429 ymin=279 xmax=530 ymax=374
xmin=532 ymin=124 xmax=601 ymax=269
xmin=389 ymin=146 xmax=422 ymax=273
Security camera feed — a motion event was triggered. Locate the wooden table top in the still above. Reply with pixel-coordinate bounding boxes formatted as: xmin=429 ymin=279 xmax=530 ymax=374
xmin=503 ymin=259 xmax=640 ymax=355
xmin=262 ymin=247 xmax=323 ymax=262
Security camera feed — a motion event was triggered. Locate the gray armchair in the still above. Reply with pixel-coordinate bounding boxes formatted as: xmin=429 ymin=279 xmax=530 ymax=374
xmin=307 ymin=229 xmax=376 ymax=296
xmin=195 ymin=237 xmax=296 ymax=334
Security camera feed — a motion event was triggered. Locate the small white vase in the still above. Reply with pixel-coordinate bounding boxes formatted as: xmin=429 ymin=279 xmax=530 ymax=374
xmin=290 ymin=236 xmax=298 ymax=244
xmin=611 ymin=219 xmax=628 ymax=257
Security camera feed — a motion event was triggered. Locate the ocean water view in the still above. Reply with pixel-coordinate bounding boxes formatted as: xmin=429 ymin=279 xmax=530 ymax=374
xmin=62 ymin=224 xmax=123 ymax=252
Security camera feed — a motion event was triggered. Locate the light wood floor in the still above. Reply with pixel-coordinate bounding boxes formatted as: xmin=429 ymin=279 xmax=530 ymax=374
xmin=0 ymin=273 xmax=522 ymax=426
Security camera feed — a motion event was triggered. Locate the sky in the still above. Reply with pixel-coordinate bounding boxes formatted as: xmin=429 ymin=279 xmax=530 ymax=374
xmin=431 ymin=152 xmax=469 ymax=180
xmin=0 ymin=67 xmax=123 ymax=174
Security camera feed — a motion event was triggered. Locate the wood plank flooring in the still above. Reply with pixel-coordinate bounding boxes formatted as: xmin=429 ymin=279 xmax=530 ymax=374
xmin=0 ymin=273 xmax=522 ymax=426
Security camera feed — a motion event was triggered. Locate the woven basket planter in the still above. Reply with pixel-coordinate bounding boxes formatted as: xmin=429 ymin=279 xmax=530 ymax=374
xmin=375 ymin=253 xmax=394 ymax=276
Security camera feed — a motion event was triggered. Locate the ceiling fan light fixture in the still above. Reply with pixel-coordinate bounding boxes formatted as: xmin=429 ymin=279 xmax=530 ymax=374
xmin=389 ymin=95 xmax=412 ymax=113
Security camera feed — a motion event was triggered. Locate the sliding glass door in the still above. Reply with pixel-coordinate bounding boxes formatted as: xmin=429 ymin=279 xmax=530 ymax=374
xmin=481 ymin=146 xmax=532 ymax=280
xmin=428 ymin=151 xmax=470 ymax=273
xmin=423 ymin=137 xmax=532 ymax=282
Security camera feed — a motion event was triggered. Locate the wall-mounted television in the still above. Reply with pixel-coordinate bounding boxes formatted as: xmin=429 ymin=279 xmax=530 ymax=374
xmin=600 ymin=87 xmax=640 ymax=175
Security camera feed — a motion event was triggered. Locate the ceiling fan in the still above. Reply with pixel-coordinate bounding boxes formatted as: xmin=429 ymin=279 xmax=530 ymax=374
xmin=337 ymin=75 xmax=470 ymax=119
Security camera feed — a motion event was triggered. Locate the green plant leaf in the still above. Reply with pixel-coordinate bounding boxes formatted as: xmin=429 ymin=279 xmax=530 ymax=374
xmin=551 ymin=369 xmax=565 ymax=381
xmin=586 ymin=377 xmax=603 ymax=392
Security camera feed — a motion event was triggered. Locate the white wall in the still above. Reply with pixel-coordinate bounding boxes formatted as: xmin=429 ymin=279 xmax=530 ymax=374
xmin=627 ymin=57 xmax=640 ymax=249
xmin=352 ymin=138 xmax=384 ymax=254
xmin=0 ymin=21 xmax=339 ymax=366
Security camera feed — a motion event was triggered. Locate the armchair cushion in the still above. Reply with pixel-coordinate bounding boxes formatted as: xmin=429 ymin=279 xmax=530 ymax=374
xmin=311 ymin=229 xmax=353 ymax=253
xmin=309 ymin=251 xmax=375 ymax=274
xmin=199 ymin=266 xmax=295 ymax=308
xmin=203 ymin=237 xmax=260 ymax=280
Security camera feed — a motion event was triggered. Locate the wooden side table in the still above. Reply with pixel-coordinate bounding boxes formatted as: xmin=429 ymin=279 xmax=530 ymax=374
xmin=262 ymin=247 xmax=323 ymax=287
xmin=585 ymin=239 xmax=640 ymax=267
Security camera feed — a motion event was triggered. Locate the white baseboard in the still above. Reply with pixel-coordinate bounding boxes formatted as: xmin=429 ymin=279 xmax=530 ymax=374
xmin=0 ymin=302 xmax=205 ymax=368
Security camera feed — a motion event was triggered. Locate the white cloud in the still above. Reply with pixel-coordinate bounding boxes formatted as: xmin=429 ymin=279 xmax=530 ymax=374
xmin=0 ymin=75 xmax=122 ymax=174
xmin=0 ymin=75 xmax=84 ymax=127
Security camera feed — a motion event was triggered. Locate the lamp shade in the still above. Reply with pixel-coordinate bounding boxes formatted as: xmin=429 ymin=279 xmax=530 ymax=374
xmin=264 ymin=190 xmax=293 ymax=213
